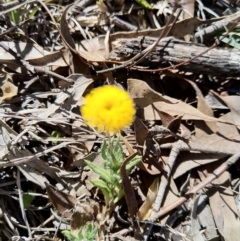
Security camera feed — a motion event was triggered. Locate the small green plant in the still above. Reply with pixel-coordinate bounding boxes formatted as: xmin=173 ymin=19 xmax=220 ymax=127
xmin=134 ymin=0 xmax=152 ymax=9
xmin=81 ymin=85 xmax=139 ymax=205
xmin=62 ymin=222 xmax=98 ymax=241
xmin=85 ymin=136 xmax=141 ymax=205
xmin=220 ymin=28 xmax=240 ymax=50
xmin=22 ymin=191 xmax=35 ymax=209
xmin=51 ymin=130 xmax=62 ymax=144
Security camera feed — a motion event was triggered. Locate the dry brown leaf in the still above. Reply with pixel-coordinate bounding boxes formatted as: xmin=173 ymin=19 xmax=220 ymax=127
xmin=71 ymin=200 xmax=99 ymax=231
xmin=199 ymin=166 xmax=240 ymax=241
xmin=188 ymin=194 xmax=206 ymax=241
xmin=182 ymin=0 xmax=195 ymax=19
xmin=221 ymin=195 xmax=240 ymax=241
xmin=186 ymin=80 xmax=218 ymax=137
xmin=134 ymin=117 xmax=148 ymax=146
xmin=120 ymin=135 xmax=135 ymax=155
xmin=208 ymin=189 xmax=224 ymax=237
xmin=218 ymin=172 xmax=240 ymax=241
xmin=18 ymin=165 xmax=48 ymax=189
xmin=221 ymin=96 xmax=240 ymax=126
xmin=196 ymin=194 xmax=219 ymax=240
xmin=77 ymin=36 xmax=107 ymax=62
xmin=155 ymin=110 xmax=174 ymax=128
xmin=120 ymin=153 xmax=138 ymax=218
xmin=144 ymin=100 xmax=234 ymax=125
xmin=60 ymin=4 xmax=91 ymax=74
xmin=218 ymin=172 xmax=239 ymax=216
xmin=152 ymin=108 xmax=192 ymax=140
xmin=138 ymin=176 xmax=178 ymax=222
xmin=64 ymin=74 xmax=93 ymax=110
xmin=138 ymin=177 xmax=159 ymax=220
xmin=173 ymin=112 xmax=240 ymax=178
xmin=182 ymin=0 xmax=195 ymax=42
xmin=60 ymin=4 xmax=77 ymax=53
xmin=46 ymin=183 xmax=78 ymax=219
xmin=198 ymin=166 xmax=225 ymax=237
xmin=129 ymin=78 xmax=236 ymax=127
xmin=0 ymin=42 xmax=68 ymax=67
xmin=128 ymin=78 xmax=177 ymax=108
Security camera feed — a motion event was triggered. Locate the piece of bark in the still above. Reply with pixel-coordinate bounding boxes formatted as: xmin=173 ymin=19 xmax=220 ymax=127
xmin=109 ymin=37 xmax=240 ymax=76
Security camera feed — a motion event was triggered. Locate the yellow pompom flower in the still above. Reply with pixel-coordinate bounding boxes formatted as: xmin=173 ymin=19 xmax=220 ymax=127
xmin=81 ymin=85 xmax=135 ymax=134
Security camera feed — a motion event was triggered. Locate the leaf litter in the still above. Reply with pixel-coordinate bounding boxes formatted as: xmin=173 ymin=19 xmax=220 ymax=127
xmin=1 ymin=0 xmax=240 ymax=241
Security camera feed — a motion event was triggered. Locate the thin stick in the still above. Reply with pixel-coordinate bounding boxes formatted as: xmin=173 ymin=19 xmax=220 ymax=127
xmin=0 ymin=42 xmax=73 ymax=84
xmin=150 ymin=150 xmax=240 ymax=221
xmin=16 ymin=168 xmax=32 ymax=238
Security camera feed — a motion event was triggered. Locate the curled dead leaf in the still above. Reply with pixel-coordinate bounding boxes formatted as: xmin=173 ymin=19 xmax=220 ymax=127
xmin=45 ymin=183 xmax=77 ymax=219
xmin=0 ymin=81 xmax=18 ymax=104
xmin=71 ymin=200 xmax=100 ymax=230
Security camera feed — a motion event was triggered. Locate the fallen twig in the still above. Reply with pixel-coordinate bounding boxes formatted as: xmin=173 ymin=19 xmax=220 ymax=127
xmin=150 ymin=149 xmax=240 ymax=221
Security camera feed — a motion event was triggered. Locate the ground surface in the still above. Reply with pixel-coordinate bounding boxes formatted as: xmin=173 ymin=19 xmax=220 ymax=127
xmin=1 ymin=0 xmax=240 ymax=241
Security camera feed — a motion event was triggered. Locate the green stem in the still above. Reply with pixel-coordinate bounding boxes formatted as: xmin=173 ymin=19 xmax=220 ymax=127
xmin=108 ymin=134 xmax=112 ymax=152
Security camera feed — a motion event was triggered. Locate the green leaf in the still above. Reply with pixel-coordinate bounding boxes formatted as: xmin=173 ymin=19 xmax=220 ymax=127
xmin=114 ymin=189 xmax=125 ymax=203
xmin=84 ymin=222 xmax=92 ymax=235
xmin=91 ymin=179 xmax=113 ymax=205
xmin=51 ymin=130 xmax=62 ymax=144
xmin=91 ymin=180 xmax=112 ymax=197
xmin=221 ymin=35 xmax=240 ymax=50
xmin=77 ymin=227 xmax=84 ymax=239
xmin=62 ymin=230 xmax=78 ymax=241
xmin=101 ymin=140 xmax=110 ymax=160
xmin=134 ymin=0 xmax=152 ymax=9
xmin=22 ymin=192 xmax=35 ymax=209
xmin=87 ymin=227 xmax=98 ymax=240
xmin=126 ymin=155 xmax=142 ymax=171
xmin=85 ymin=160 xmax=112 ymax=183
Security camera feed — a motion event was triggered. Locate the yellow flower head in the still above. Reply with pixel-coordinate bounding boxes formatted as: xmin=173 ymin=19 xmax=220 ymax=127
xmin=81 ymin=85 xmax=135 ymax=134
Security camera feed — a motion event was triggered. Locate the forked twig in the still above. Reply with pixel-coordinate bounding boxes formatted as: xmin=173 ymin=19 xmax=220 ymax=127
xmin=144 ymin=139 xmax=237 ymax=240
xmin=152 ymin=140 xmax=236 ymax=214
xmin=150 ymin=150 xmax=240 ymax=221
